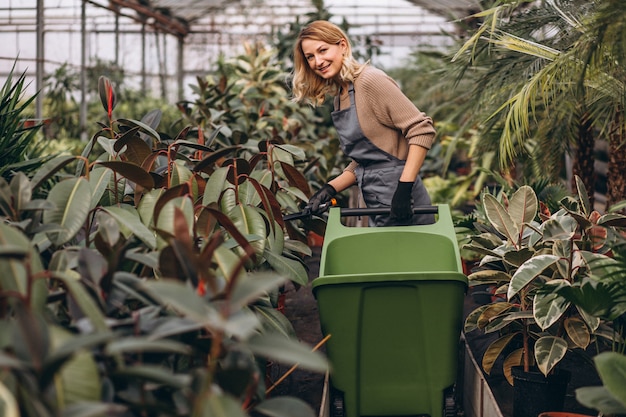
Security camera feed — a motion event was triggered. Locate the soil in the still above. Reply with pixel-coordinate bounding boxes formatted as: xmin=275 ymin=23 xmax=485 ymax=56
xmin=269 ymin=247 xmax=603 ymax=417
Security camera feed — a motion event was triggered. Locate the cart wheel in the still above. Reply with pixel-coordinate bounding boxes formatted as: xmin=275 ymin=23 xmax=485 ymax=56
xmin=443 ymin=390 xmax=457 ymax=417
xmin=330 ymin=388 xmax=345 ymax=417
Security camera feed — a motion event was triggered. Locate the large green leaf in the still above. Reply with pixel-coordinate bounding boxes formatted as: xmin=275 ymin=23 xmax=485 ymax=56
xmin=468 ymin=269 xmax=511 ymax=285
xmin=534 ymin=283 xmax=570 ymax=330
xmin=170 ymin=160 xmax=194 ymax=187
xmin=508 ymin=254 xmax=559 ymax=300
xmin=0 ymin=223 xmax=47 ymax=309
xmin=253 ymin=396 xmax=316 ymax=417
xmin=104 ymin=337 xmax=192 ymax=356
xmin=195 ymin=392 xmax=248 ymax=417
xmin=112 ymin=365 xmax=190 ymax=389
xmin=229 ymin=271 xmax=287 ymax=311
xmin=564 ymin=317 xmax=591 ymax=349
xmin=44 ymin=177 xmax=92 ymax=246
xmin=250 ymin=304 xmax=297 ymax=339
xmin=595 ymin=352 xmax=626 ymax=408
xmin=202 ymin=167 xmax=228 ymax=206
xmin=464 ymin=304 xmax=490 ymax=333
xmin=576 ymin=386 xmax=626 ymax=416
xmin=228 ymin=204 xmax=266 ymax=259
xmin=155 ymin=196 xmax=195 ymax=245
xmin=263 ymin=249 xmax=308 ymax=286
xmin=0 ymin=381 xmax=18 ymax=417
xmin=243 ymin=333 xmax=328 ymax=373
xmin=507 ymin=185 xmax=537 ymax=230
xmin=30 ymin=154 xmax=76 ymax=191
xmin=10 ymin=172 xmax=31 ymax=213
xmin=49 ymin=270 xmax=109 ymax=332
xmin=47 ymin=326 xmax=102 ymax=408
xmin=60 ymin=402 xmax=127 ymax=417
xmin=101 ymin=205 xmax=157 ymax=249
xmin=483 ymin=193 xmax=519 ymax=243
xmin=142 ymin=279 xmax=220 ymax=327
xmin=534 ymin=335 xmax=568 ymax=376
xmin=137 ymin=188 xmax=165 ymax=227
xmin=482 ymin=332 xmax=520 ymax=375
xmin=96 ymin=160 xmax=155 ymax=190
xmin=87 ymin=167 xmax=113 ymax=210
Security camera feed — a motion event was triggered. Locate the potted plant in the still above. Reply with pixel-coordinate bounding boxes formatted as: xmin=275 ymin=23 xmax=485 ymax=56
xmin=463 ymin=178 xmax=626 ymax=417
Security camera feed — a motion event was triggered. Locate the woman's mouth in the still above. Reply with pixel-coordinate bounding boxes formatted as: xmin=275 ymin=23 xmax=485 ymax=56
xmin=318 ymin=64 xmax=330 ymax=73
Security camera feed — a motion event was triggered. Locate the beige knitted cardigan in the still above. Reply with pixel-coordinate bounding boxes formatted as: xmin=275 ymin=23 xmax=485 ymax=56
xmin=333 ymin=65 xmax=436 ymax=174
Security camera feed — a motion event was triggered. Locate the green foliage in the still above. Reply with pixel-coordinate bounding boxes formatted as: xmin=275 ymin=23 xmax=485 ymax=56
xmin=463 ymin=178 xmax=626 ymax=384
xmin=0 ymin=70 xmax=329 ymax=416
xmin=0 ymin=65 xmax=54 ymax=180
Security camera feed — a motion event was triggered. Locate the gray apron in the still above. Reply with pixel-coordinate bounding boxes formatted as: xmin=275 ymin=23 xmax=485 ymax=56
xmin=331 ymin=83 xmax=434 ymax=226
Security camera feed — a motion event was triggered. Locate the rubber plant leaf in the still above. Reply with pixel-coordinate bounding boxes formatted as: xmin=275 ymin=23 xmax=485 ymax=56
xmin=507 ymin=185 xmax=538 ymax=231
xmin=45 ymin=326 xmax=103 ymax=406
xmin=535 ymin=335 xmax=568 ymax=376
xmin=508 ymin=254 xmax=559 ymax=300
xmin=30 ymin=154 xmax=76 ymax=191
xmin=534 ymin=281 xmax=570 ymax=330
xmin=229 ymin=271 xmax=287 ymax=311
xmin=250 ymin=304 xmax=298 ymax=339
xmin=263 ymin=249 xmax=308 ymax=286
xmin=244 ymin=333 xmax=329 ymax=373
xmin=482 ymin=332 xmax=521 ymax=375
xmin=101 ymin=205 xmax=157 ymax=250
xmin=113 ymin=365 xmax=190 ymax=390
xmin=464 ymin=304 xmax=490 ymax=333
xmin=503 ymin=348 xmax=524 ymax=385
xmin=564 ymin=317 xmax=591 ymax=349
xmin=228 ymin=204 xmax=267 ymax=260
xmin=88 ymin=167 xmax=113 ymax=210
xmin=96 ymin=161 xmax=155 ymax=190
xmin=483 ymin=193 xmax=519 ymax=244
xmin=195 ymin=393 xmax=248 ymax=417
xmin=105 ymin=337 xmax=192 ymax=356
xmin=203 ymin=166 xmax=229 ymax=206
xmin=142 ymin=279 xmax=220 ymax=328
xmin=43 ymin=177 xmax=92 ymax=246
xmin=253 ymin=397 xmax=316 ymax=417
xmin=117 ymin=118 xmax=160 ymax=143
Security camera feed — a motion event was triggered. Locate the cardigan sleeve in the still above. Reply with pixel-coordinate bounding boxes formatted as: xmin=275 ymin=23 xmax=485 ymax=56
xmin=359 ymin=68 xmax=435 ymax=150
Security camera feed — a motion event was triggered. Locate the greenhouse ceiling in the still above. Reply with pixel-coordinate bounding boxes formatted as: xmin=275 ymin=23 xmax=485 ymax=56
xmin=90 ymin=0 xmax=480 ymax=38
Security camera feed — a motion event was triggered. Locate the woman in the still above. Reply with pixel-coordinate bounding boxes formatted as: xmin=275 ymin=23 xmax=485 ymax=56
xmin=292 ymin=20 xmax=435 ymax=226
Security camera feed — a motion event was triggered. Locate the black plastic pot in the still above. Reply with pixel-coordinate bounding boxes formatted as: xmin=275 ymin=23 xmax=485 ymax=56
xmin=511 ymin=366 xmax=571 ymax=417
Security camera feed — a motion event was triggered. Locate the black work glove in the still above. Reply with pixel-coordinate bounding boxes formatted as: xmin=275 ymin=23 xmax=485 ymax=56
xmin=306 ymin=184 xmax=337 ymax=215
xmin=388 ymin=181 xmax=414 ymax=225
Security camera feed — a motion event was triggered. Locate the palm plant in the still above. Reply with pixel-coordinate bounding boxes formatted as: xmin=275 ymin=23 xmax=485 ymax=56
xmin=449 ymin=0 xmax=626 ymax=209
xmin=0 ymin=65 xmax=53 ymax=180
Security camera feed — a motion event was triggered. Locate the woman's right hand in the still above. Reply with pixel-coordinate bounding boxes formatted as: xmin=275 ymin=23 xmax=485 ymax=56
xmin=305 ymin=184 xmax=337 ymax=214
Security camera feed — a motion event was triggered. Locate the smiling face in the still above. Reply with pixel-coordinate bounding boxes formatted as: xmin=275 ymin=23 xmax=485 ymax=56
xmin=300 ymin=38 xmax=347 ymax=81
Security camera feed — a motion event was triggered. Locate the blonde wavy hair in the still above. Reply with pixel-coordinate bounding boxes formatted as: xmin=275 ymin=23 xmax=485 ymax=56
xmin=291 ymin=20 xmax=367 ymax=106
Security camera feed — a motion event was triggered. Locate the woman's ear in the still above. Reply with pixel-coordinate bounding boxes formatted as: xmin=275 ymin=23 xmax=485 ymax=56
xmin=339 ymin=39 xmax=348 ymax=54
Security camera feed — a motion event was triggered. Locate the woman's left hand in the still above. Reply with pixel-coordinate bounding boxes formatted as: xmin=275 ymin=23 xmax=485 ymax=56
xmin=387 ymin=181 xmax=414 ymax=225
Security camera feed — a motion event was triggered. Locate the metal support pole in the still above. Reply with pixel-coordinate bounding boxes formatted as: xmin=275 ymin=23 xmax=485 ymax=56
xmin=177 ymin=36 xmax=184 ymax=101
xmin=35 ymin=0 xmax=44 ymax=120
xmin=80 ymin=0 xmax=88 ymax=141
xmin=141 ymin=23 xmax=146 ymax=94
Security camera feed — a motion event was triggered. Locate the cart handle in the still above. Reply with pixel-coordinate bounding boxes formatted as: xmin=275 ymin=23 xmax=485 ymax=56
xmin=283 ymin=204 xmax=438 ymax=221
xmin=335 ymin=205 xmax=438 ymax=217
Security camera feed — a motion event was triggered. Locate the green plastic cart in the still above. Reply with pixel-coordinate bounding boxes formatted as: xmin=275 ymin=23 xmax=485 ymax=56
xmin=312 ymin=205 xmax=468 ymax=417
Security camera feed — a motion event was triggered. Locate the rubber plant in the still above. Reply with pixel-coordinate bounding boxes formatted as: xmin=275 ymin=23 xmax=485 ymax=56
xmin=463 ymin=177 xmax=626 ymax=384
xmin=0 ymin=75 xmax=328 ymax=416
xmin=575 ymin=239 xmax=626 ymax=415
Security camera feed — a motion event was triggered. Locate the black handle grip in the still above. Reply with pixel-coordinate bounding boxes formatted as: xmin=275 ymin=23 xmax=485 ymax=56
xmin=336 ymin=205 xmax=439 ymax=217
xmin=283 ymin=205 xmax=439 ymax=221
